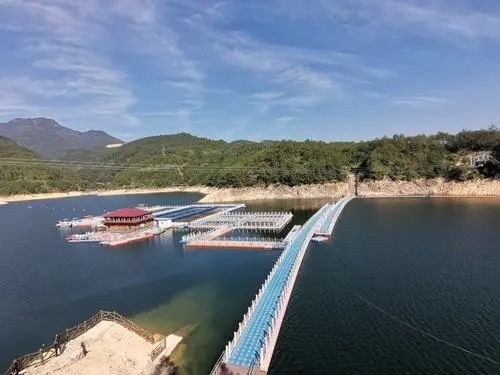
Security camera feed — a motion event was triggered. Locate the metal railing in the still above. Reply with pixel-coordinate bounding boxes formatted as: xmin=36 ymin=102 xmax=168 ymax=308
xmin=210 ymin=200 xmax=355 ymax=374
xmin=3 ymin=310 xmax=156 ymax=375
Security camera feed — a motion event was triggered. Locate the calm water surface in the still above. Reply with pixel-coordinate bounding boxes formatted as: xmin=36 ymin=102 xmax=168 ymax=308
xmin=0 ymin=193 xmax=318 ymax=374
xmin=1 ymin=195 xmax=499 ymax=374
xmin=271 ymin=197 xmax=500 ymax=374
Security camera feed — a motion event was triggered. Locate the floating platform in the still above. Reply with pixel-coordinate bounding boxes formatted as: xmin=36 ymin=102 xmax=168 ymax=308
xmin=189 ymin=211 xmax=293 ymax=232
xmin=181 ymin=206 xmax=294 ymax=250
xmin=66 ymin=228 xmax=166 ymax=247
xmin=101 ymin=228 xmax=165 ymax=247
xmin=59 ymin=203 xmax=294 ymax=251
xmin=185 ymin=239 xmax=284 ymax=250
xmin=57 ymin=216 xmax=104 ymax=228
xmin=182 ymin=226 xmax=285 ymax=250
xmin=211 ymin=198 xmax=354 ymax=374
xmin=153 ymin=204 xmax=245 ymax=222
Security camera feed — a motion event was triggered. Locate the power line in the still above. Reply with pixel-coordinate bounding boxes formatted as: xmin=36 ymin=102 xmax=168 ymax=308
xmin=353 ymin=292 xmax=500 ymax=366
xmin=0 ymin=158 xmax=346 ymax=173
xmin=0 ymin=157 xmax=457 ymax=174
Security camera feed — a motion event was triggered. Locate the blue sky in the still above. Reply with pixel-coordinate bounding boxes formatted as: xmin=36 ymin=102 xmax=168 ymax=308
xmin=0 ymin=0 xmax=499 ymax=141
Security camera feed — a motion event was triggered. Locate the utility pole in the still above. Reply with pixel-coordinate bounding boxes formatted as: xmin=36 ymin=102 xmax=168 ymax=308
xmin=351 ymin=167 xmax=370 ymax=197
xmin=354 ymin=172 xmax=359 ymax=197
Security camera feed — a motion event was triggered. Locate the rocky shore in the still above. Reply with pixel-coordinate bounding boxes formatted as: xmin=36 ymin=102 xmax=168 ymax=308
xmin=1 ymin=178 xmax=499 ymax=205
xmin=356 ymin=178 xmax=500 ymax=197
xmin=197 ymin=183 xmax=350 ymax=202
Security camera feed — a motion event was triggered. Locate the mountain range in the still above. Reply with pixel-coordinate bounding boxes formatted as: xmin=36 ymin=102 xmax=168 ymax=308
xmin=0 ymin=118 xmax=122 ymax=157
xmin=0 ymin=117 xmax=498 ymax=196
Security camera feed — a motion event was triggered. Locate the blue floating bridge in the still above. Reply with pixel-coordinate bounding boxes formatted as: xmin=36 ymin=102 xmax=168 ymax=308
xmin=316 ymin=197 xmax=352 ymax=236
xmin=212 ymin=197 xmax=353 ymax=374
xmin=153 ymin=205 xmax=216 ymax=221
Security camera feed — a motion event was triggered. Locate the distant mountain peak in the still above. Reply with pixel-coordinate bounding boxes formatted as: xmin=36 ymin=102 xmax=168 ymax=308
xmin=9 ymin=117 xmax=59 ymax=126
xmin=0 ymin=117 xmax=122 ymax=157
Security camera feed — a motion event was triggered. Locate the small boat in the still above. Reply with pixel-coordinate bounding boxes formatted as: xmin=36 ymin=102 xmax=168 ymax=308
xmin=56 ymin=219 xmax=72 ymax=228
xmin=311 ymin=235 xmax=329 ymax=243
xmin=66 ymin=232 xmax=101 ymax=243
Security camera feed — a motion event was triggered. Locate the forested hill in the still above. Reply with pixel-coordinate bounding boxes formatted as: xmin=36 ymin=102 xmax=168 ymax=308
xmin=0 ymin=127 xmax=499 ymax=195
xmin=0 ymin=136 xmax=91 ymax=194
xmin=96 ymin=128 xmax=500 ymax=187
xmin=0 ymin=136 xmax=37 ymax=159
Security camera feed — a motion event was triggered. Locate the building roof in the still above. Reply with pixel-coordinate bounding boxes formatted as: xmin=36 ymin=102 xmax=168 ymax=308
xmin=104 ymin=208 xmax=150 ymax=218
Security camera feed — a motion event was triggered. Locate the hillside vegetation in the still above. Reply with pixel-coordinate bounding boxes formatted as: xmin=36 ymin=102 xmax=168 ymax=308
xmin=0 ymin=136 xmax=90 ymax=195
xmin=0 ymin=127 xmax=499 ymax=195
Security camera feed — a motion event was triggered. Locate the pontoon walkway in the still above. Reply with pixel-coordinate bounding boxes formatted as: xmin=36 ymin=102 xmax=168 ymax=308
xmin=211 ymin=198 xmax=352 ymax=374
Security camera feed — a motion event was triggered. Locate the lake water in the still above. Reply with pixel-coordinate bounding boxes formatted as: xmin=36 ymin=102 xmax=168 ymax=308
xmin=270 ymin=197 xmax=500 ymax=374
xmin=1 ymin=195 xmax=499 ymax=374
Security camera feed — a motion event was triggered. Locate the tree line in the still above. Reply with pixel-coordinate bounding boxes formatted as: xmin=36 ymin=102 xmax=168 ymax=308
xmin=0 ymin=127 xmax=499 ymax=195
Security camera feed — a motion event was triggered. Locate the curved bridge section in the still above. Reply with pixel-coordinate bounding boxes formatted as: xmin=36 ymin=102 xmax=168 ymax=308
xmin=212 ymin=197 xmax=353 ymax=374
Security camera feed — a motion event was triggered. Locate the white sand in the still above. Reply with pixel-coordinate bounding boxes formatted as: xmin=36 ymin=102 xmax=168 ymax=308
xmin=0 ymin=186 xmax=211 ymax=204
xmin=21 ymin=321 xmax=181 ymax=375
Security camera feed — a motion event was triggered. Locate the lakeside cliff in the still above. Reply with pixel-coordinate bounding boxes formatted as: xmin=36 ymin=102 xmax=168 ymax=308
xmin=198 ymin=178 xmax=500 ymax=202
xmin=2 ymin=179 xmax=498 ymax=204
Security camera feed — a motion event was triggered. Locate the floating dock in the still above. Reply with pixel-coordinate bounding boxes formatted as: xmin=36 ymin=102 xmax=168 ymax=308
xmin=185 ymin=238 xmax=285 ymax=250
xmin=211 ymin=197 xmax=353 ymax=374
xmin=59 ymin=203 xmax=295 ymax=250
xmin=59 ymin=203 xmax=247 ymax=248
xmin=101 ymin=228 xmax=165 ymax=247
xmin=189 ymin=211 xmax=293 ymax=232
xmin=182 ymin=226 xmax=287 ymax=250
xmin=56 ymin=216 xmax=104 ymax=228
xmin=153 ymin=204 xmax=245 ymax=222
xmin=181 ymin=206 xmax=294 ymax=250
xmin=66 ymin=228 xmax=166 ymax=247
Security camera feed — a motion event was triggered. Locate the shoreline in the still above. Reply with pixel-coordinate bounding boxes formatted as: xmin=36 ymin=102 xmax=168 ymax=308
xmin=1 ymin=178 xmax=499 ymax=205
xmin=0 ymin=186 xmax=213 ymax=205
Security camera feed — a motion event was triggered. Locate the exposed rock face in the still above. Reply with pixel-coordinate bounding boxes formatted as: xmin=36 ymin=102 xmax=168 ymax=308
xmin=358 ymin=178 xmax=500 ymax=197
xmin=199 ymin=179 xmax=500 ymax=202
xmin=1 ymin=179 xmax=499 ymax=205
xmin=198 ymin=183 xmax=350 ymax=202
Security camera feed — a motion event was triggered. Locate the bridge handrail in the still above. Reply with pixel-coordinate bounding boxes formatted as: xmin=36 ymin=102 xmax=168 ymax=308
xmin=259 ymin=199 xmax=353 ymax=367
xmin=3 ymin=310 xmax=155 ymax=375
xmin=211 ymin=202 xmax=344 ymax=373
xmin=224 ymin=204 xmax=331 ymax=370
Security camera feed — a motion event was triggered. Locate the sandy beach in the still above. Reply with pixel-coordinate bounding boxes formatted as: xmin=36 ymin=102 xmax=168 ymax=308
xmin=0 ymin=186 xmax=212 ymax=205
xmin=20 ymin=321 xmax=182 ymax=375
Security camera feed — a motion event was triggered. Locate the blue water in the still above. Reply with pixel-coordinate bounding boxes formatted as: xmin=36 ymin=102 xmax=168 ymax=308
xmin=0 ymin=193 xmax=305 ymax=374
xmin=270 ymin=198 xmax=500 ymax=374
xmin=1 ymin=196 xmax=499 ymax=374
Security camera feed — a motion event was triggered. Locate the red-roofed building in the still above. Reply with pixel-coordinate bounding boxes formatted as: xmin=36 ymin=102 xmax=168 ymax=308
xmin=104 ymin=208 xmax=153 ymax=230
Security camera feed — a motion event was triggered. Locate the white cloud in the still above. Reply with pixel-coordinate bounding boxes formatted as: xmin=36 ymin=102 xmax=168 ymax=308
xmin=0 ymin=1 xmax=140 ymax=129
xmin=1 ymin=0 xmax=488 ymax=140
xmin=276 ymin=0 xmax=500 ymax=41
xmin=0 ymin=0 xmax=204 ymax=132
xmin=213 ymin=31 xmax=339 ymax=92
xmin=391 ymin=95 xmax=447 ymax=108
